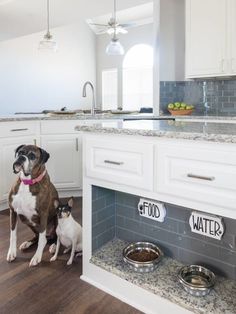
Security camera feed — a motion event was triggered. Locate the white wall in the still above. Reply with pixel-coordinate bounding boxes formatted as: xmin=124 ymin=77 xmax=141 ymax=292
xmin=0 ymin=21 xmax=96 ymax=114
xmin=96 ymin=23 xmax=154 ymax=108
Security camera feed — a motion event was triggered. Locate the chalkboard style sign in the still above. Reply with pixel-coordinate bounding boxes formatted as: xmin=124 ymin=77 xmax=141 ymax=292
xmin=189 ymin=211 xmax=224 ymax=240
xmin=138 ymin=198 xmax=166 ymax=222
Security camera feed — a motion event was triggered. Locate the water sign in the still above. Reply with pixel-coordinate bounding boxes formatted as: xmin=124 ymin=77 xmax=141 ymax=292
xmin=138 ymin=198 xmax=166 ymax=222
xmin=189 ymin=211 xmax=224 ymax=240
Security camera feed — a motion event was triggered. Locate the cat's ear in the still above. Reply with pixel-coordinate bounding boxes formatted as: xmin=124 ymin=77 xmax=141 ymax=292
xmin=68 ymin=197 xmax=73 ymax=209
xmin=54 ymin=199 xmax=60 ymax=209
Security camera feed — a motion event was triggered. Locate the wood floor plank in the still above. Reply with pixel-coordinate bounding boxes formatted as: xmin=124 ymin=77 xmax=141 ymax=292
xmin=0 ymin=198 xmax=143 ymax=314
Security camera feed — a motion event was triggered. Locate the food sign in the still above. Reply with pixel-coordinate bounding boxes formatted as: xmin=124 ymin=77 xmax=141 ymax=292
xmin=138 ymin=198 xmax=166 ymax=222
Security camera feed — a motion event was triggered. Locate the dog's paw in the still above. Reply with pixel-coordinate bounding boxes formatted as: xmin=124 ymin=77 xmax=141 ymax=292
xmin=75 ymin=251 xmax=82 ymax=257
xmin=19 ymin=241 xmax=33 ymax=251
xmin=49 ymin=243 xmax=56 ymax=254
xmin=7 ymin=246 xmax=16 ymax=262
xmin=50 ymin=255 xmax=57 ymax=262
xmin=63 ymin=247 xmax=71 ymax=254
xmin=29 ymin=253 xmax=42 ymax=267
xmin=66 ymin=259 xmax=73 ymax=266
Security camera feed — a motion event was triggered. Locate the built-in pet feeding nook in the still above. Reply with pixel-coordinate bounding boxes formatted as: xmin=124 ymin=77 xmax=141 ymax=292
xmin=81 ymin=132 xmax=236 ymax=314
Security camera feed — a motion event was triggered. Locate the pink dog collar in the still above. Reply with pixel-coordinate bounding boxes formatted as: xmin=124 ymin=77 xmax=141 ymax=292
xmin=21 ymin=170 xmax=47 ymax=186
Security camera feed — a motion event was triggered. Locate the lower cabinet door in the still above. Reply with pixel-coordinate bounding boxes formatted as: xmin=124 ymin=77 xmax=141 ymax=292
xmin=41 ymin=135 xmax=82 ymax=190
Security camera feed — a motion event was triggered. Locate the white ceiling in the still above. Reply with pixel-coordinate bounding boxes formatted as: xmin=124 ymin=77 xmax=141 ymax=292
xmin=0 ymin=0 xmax=152 ymax=42
xmin=87 ymin=2 xmax=153 ymax=35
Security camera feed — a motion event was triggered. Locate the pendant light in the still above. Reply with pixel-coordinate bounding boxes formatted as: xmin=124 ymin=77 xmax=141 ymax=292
xmin=106 ymin=0 xmax=124 ymax=56
xmin=39 ymin=0 xmax=57 ymax=51
xmin=106 ymin=34 xmax=124 ymax=55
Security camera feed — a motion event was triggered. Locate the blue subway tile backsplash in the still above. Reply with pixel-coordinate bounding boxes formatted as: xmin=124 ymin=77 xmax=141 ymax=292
xmin=92 ymin=186 xmax=236 ymax=280
xmin=160 ymin=80 xmax=236 ymax=115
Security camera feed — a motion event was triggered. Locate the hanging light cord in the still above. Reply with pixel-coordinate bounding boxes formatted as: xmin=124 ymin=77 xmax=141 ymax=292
xmin=47 ymin=0 xmax=50 ymax=34
xmin=114 ymin=0 xmax=116 ymax=22
xmin=44 ymin=0 xmax=52 ymax=39
xmin=113 ymin=0 xmax=117 ymax=40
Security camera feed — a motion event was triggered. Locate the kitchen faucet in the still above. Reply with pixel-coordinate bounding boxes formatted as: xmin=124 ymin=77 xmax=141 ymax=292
xmin=82 ymin=81 xmax=96 ymax=115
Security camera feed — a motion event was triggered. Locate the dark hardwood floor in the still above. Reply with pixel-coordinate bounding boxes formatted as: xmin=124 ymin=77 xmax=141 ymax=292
xmin=0 ymin=198 xmax=142 ymax=314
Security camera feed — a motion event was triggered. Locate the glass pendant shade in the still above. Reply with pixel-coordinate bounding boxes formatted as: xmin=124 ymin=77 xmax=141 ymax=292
xmin=106 ymin=38 xmax=124 ymax=56
xmin=39 ymin=0 xmax=57 ymax=52
xmin=39 ymin=33 xmax=57 ymax=51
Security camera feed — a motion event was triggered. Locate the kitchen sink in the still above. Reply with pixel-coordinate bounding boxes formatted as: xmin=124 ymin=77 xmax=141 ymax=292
xmin=123 ymin=117 xmax=175 ymax=121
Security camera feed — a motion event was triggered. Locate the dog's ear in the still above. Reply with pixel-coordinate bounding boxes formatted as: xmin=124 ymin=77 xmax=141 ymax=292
xmin=68 ymin=197 xmax=74 ymax=209
xmin=54 ymin=199 xmax=60 ymax=209
xmin=15 ymin=144 xmax=25 ymax=157
xmin=39 ymin=148 xmax=50 ymax=164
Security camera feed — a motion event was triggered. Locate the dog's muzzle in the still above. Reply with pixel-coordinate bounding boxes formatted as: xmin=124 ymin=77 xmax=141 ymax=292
xmin=13 ymin=155 xmax=26 ymax=174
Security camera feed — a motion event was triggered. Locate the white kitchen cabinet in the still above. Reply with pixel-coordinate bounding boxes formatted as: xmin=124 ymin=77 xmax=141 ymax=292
xmin=186 ymin=0 xmax=227 ymax=78
xmin=40 ymin=120 xmax=83 ymax=191
xmin=229 ymin=0 xmax=236 ymax=73
xmin=40 ymin=134 xmax=82 ymax=191
xmin=0 ymin=121 xmax=40 ymax=204
xmin=84 ymin=134 xmax=154 ymax=191
xmin=155 ymin=140 xmax=236 ymax=215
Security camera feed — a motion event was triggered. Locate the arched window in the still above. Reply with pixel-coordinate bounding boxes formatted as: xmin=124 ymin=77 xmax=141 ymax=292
xmin=122 ymin=44 xmax=153 ymax=111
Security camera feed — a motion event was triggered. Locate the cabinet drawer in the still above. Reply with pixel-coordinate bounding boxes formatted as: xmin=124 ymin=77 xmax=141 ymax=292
xmin=41 ymin=120 xmax=119 ymax=134
xmin=156 ymin=142 xmax=236 ymax=209
xmin=41 ymin=120 xmax=81 ymax=134
xmin=85 ymin=136 xmax=153 ymax=190
xmin=0 ymin=121 xmax=39 ymax=138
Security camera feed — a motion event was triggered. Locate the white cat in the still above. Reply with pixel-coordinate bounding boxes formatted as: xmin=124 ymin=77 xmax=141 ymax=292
xmin=50 ymin=198 xmax=82 ymax=265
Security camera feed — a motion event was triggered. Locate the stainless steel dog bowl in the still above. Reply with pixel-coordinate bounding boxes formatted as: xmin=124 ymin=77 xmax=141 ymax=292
xmin=123 ymin=242 xmax=163 ymax=273
xmin=178 ymin=265 xmax=216 ymax=297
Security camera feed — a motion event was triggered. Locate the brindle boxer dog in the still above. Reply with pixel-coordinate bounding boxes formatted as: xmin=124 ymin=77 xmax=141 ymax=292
xmin=7 ymin=144 xmax=58 ymax=267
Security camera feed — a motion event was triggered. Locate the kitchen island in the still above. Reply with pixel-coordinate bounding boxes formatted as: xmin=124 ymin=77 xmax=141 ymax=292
xmin=77 ymin=119 xmax=236 ymax=314
xmin=75 ymin=118 xmax=236 ymax=143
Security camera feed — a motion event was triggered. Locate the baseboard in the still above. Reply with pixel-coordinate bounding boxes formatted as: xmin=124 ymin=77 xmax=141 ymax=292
xmin=58 ymin=190 xmax=82 ymax=198
xmin=0 ymin=203 xmax=8 ymax=212
xmin=81 ymin=264 xmax=192 ymax=314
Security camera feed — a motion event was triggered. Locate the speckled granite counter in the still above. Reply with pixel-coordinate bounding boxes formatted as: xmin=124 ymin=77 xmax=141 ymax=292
xmin=75 ymin=119 xmax=236 ymax=143
xmin=1 ymin=113 xmax=236 ymax=122
xmin=91 ymin=239 xmax=236 ymax=314
xmin=0 ymin=113 xmax=131 ymax=122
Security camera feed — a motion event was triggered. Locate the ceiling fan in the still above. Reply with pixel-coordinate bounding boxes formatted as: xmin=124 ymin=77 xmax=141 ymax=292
xmin=89 ymin=0 xmax=134 ymax=35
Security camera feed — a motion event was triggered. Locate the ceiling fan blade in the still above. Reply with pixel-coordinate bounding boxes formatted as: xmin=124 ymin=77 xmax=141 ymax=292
xmin=96 ymin=29 xmax=108 ymax=34
xmin=119 ymin=22 xmax=137 ymax=28
xmin=106 ymin=26 xmax=128 ymax=35
xmin=89 ymin=23 xmax=109 ymax=27
xmin=118 ymin=28 xmax=128 ymax=34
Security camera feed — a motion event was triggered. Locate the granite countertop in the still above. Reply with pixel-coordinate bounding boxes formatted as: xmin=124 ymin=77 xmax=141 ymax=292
xmin=75 ymin=119 xmax=236 ymax=143
xmin=1 ymin=113 xmax=236 ymax=122
xmin=91 ymin=239 xmax=236 ymax=314
xmin=0 ymin=113 xmax=132 ymax=122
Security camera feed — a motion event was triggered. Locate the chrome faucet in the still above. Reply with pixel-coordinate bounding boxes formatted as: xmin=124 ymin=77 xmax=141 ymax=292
xmin=203 ymin=81 xmax=210 ymax=116
xmin=82 ymin=81 xmax=96 ymax=115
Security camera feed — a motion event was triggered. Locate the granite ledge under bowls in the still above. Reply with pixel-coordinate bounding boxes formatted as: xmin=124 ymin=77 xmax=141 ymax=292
xmin=90 ymin=238 xmax=236 ymax=314
xmin=75 ymin=119 xmax=236 ymax=144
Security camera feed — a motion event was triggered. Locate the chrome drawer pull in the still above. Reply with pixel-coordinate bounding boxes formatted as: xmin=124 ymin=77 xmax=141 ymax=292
xmin=187 ymin=173 xmax=215 ymax=181
xmin=104 ymin=160 xmax=124 ymax=166
xmin=75 ymin=138 xmax=79 ymax=151
xmin=11 ymin=128 xmax=28 ymax=132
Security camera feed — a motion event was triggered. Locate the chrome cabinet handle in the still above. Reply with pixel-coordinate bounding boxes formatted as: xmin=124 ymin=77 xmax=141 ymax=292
xmin=231 ymin=58 xmax=235 ymax=72
xmin=104 ymin=160 xmax=124 ymax=166
xmin=221 ymin=59 xmax=225 ymax=72
xmin=75 ymin=138 xmax=79 ymax=151
xmin=10 ymin=128 xmax=28 ymax=132
xmin=187 ymin=173 xmax=215 ymax=181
